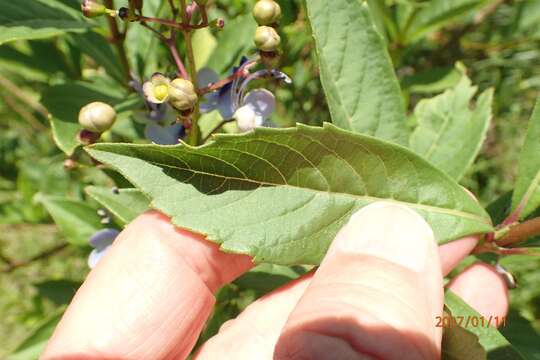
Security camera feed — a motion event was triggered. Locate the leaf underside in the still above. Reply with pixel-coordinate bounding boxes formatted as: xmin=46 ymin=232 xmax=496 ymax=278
xmin=88 ymin=124 xmax=492 ymax=265
xmin=306 ymin=0 xmax=410 ymax=145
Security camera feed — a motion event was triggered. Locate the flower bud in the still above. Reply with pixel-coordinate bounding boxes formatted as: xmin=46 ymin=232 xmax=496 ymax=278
xmin=253 ymin=0 xmax=281 ymax=26
xmin=78 ymin=102 xmax=117 ymax=133
xmin=81 ymin=0 xmax=108 ymax=18
xmin=234 ymin=105 xmax=258 ymax=132
xmin=254 ymin=26 xmax=281 ymax=52
xmin=169 ymin=78 xmax=198 ymax=111
xmin=143 ymin=73 xmax=171 ymax=104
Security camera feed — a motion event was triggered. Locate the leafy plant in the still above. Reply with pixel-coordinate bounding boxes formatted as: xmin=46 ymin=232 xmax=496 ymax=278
xmin=2 ymin=0 xmax=540 ymax=358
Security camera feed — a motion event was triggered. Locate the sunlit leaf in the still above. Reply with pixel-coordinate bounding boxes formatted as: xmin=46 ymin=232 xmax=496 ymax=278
xmin=410 ymin=70 xmax=493 ymax=180
xmin=306 ymin=0 xmax=409 ymax=145
xmin=87 ymin=124 xmax=492 ymax=265
xmin=85 ymin=186 xmax=150 ymax=225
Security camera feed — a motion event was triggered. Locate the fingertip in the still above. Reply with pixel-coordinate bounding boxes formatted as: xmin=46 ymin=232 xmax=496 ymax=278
xmin=275 ymin=202 xmax=444 ymax=359
xmin=447 ymin=262 xmax=509 ymax=321
xmin=439 ymin=236 xmax=479 ymax=276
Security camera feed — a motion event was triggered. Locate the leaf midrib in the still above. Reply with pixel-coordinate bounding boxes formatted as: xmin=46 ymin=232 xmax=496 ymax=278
xmin=137 ymin=150 xmax=490 ymax=225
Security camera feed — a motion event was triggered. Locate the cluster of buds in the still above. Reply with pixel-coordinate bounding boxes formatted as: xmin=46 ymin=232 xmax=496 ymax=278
xmin=143 ymin=73 xmax=198 ymax=115
xmin=252 ymin=0 xmax=281 ymax=56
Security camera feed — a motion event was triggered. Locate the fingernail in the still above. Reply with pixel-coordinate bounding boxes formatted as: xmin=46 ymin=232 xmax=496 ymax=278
xmin=328 ymin=202 xmax=435 ymax=272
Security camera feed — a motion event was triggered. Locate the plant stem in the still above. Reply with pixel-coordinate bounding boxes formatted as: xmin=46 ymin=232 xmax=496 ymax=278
xmin=178 ymin=0 xmax=200 ymax=146
xmin=167 ymin=37 xmax=190 ymax=79
xmin=497 ymin=217 xmax=540 ymax=247
xmin=104 ymin=0 xmax=131 ymax=81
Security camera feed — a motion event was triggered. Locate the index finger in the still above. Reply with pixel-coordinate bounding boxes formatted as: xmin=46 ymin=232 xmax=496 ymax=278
xmin=42 ymin=211 xmax=253 ymax=360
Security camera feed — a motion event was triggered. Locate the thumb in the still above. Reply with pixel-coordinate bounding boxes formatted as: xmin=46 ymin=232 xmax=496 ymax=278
xmin=275 ymin=202 xmax=444 ymax=360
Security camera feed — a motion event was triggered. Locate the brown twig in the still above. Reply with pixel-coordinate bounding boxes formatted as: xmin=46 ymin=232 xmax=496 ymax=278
xmin=1 ymin=242 xmax=69 ymax=273
xmin=197 ymin=60 xmax=257 ymax=95
xmin=104 ymin=0 xmax=131 ymax=81
xmin=496 ymin=217 xmax=540 ymax=247
xmin=167 ymin=37 xmax=190 ymax=79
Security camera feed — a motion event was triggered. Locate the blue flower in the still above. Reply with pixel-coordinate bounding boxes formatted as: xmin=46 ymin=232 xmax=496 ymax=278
xmin=88 ymin=228 xmax=119 ymax=269
xmin=198 ymin=58 xmax=291 ymax=132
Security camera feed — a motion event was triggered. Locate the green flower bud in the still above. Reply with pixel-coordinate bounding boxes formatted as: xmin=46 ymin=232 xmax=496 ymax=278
xmin=81 ymin=0 xmax=108 ymax=18
xmin=78 ymin=102 xmax=117 ymax=133
xmin=169 ymin=78 xmax=198 ymax=111
xmin=254 ymin=26 xmax=281 ymax=52
xmin=253 ymin=0 xmax=281 ymax=26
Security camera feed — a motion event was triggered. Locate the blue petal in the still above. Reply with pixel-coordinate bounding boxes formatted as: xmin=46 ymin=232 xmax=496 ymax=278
xmin=88 ymin=246 xmax=111 ymax=269
xmin=217 ymin=91 xmax=236 ymax=119
xmin=89 ymin=228 xmax=119 ymax=249
xmin=197 ymin=68 xmax=219 ymax=88
xmin=243 ymin=89 xmax=275 ymax=120
xmin=200 ymin=92 xmax=220 ymax=113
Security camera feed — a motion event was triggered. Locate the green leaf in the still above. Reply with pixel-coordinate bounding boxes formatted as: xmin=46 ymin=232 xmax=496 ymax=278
xmin=511 ymin=99 xmax=540 ymax=220
xmin=205 ymin=15 xmax=257 ymax=75
xmin=0 ymin=0 xmax=91 ymax=45
xmin=87 ymin=124 xmax=492 ymax=265
xmin=192 ymin=28 xmax=217 ymax=70
xmin=500 ymin=310 xmax=540 ymax=360
xmin=6 ymin=308 xmax=64 ymax=360
xmin=410 ymin=71 xmax=494 ymax=180
xmin=36 ymin=194 xmax=102 ymax=246
xmin=444 ymin=290 xmax=525 ymax=359
xmin=306 ymin=0 xmax=409 ymax=145
xmin=85 ymin=186 xmax=150 ymax=225
xmin=442 ymin=321 xmax=486 ymax=360
xmin=40 ymin=81 xmax=124 ymax=155
xmin=405 ymin=0 xmax=494 ymax=43
xmin=69 ymin=31 xmax=124 ymax=83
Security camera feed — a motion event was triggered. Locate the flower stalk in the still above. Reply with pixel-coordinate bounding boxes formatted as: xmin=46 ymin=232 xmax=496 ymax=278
xmin=104 ymin=0 xmax=131 ymax=81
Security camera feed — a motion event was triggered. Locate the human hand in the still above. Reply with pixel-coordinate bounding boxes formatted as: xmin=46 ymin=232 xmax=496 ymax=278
xmin=42 ymin=202 xmax=508 ymax=359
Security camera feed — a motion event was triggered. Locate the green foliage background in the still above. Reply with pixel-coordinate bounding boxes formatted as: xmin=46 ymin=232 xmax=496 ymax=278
xmin=1 ymin=0 xmax=540 ymax=357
